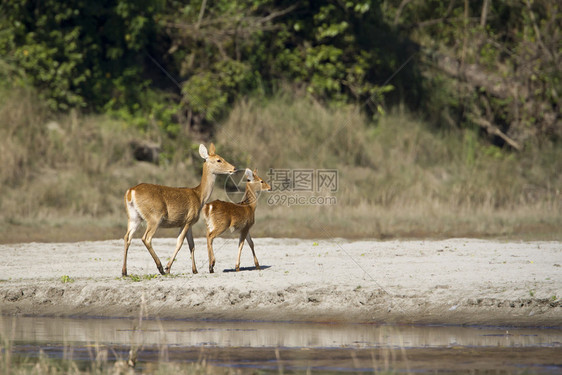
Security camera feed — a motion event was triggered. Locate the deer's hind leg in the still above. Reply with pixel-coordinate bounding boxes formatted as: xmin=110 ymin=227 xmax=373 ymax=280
xmin=235 ymin=228 xmax=250 ymax=272
xmin=165 ymin=224 xmax=192 ymax=274
xmin=141 ymin=220 xmax=165 ymax=275
xmin=123 ymin=198 xmax=142 ymax=277
xmin=206 ymin=226 xmax=227 ymax=273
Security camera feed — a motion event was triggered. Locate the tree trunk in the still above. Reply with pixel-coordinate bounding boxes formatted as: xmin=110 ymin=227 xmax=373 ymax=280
xmin=480 ymin=0 xmax=490 ymax=28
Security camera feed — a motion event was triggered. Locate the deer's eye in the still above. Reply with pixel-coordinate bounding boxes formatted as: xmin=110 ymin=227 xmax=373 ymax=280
xmin=217 ymin=159 xmax=222 ymax=163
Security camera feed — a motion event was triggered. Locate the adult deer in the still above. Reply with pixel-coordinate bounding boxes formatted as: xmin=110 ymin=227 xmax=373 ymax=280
xmin=122 ymin=143 xmax=236 ymax=276
xmin=203 ymin=168 xmax=271 ymax=273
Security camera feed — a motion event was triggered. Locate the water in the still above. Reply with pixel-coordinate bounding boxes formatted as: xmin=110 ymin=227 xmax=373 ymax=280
xmin=2 ymin=315 xmax=561 ymax=373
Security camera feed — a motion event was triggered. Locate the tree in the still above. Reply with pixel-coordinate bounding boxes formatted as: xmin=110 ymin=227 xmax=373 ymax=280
xmin=0 ymin=0 xmax=162 ymax=110
xmin=161 ymin=0 xmax=409 ymax=128
xmin=391 ymin=0 xmax=561 ymax=146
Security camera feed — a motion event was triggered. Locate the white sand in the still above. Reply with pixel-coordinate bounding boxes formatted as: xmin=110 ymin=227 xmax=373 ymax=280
xmin=0 ymin=238 xmax=560 ymax=326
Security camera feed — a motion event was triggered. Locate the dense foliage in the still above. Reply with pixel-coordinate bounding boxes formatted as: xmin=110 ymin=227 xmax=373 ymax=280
xmin=400 ymin=0 xmax=561 ymax=147
xmin=0 ymin=0 xmax=163 ymax=110
xmin=1 ymin=0 xmax=560 ymax=146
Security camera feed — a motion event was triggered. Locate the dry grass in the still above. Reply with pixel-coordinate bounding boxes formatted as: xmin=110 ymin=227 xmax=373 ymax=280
xmin=215 ymin=93 xmax=561 ymax=240
xmin=0 ymin=87 xmax=560 ymax=242
xmin=0 ymin=85 xmax=201 ymax=241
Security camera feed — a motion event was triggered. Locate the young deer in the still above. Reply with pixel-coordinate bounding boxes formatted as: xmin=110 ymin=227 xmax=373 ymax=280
xmin=203 ymin=168 xmax=271 ymax=273
xmin=122 ymin=143 xmax=236 ymax=276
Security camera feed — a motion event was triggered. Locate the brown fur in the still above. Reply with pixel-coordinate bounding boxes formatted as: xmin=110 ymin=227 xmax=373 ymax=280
xmin=203 ymin=169 xmax=271 ymax=273
xmin=122 ymin=143 xmax=236 ymax=276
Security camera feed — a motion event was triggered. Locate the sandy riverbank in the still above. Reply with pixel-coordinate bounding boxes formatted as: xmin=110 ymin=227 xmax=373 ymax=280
xmin=0 ymin=238 xmax=560 ymax=326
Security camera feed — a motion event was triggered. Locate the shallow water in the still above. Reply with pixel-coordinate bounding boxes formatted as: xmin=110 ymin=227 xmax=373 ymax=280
xmin=2 ymin=315 xmax=561 ymax=373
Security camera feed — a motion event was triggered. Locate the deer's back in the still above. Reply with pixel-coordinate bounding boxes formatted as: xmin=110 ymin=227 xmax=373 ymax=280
xmin=204 ymin=200 xmax=254 ymax=231
xmin=129 ymin=183 xmax=202 ymax=226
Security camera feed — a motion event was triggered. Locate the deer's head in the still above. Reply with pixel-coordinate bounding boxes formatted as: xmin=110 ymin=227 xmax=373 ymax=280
xmin=199 ymin=143 xmax=237 ymax=175
xmin=245 ymin=168 xmax=272 ymax=192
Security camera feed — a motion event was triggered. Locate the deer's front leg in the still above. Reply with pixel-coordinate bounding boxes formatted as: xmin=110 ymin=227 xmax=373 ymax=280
xmin=246 ymin=233 xmax=260 ymax=270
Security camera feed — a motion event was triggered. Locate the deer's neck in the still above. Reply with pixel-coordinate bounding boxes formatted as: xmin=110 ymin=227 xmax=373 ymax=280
xmin=240 ymin=183 xmax=258 ymax=210
xmin=196 ymin=162 xmax=217 ymax=207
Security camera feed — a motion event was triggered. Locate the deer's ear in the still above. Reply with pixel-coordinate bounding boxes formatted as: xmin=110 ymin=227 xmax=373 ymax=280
xmin=245 ymin=168 xmax=254 ymax=181
xmin=199 ymin=144 xmax=209 ymax=160
xmin=253 ymin=168 xmax=258 ymax=176
xmin=209 ymin=143 xmax=216 ymax=155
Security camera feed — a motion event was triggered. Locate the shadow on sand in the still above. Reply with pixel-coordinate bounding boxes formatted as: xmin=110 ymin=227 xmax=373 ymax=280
xmin=222 ymin=265 xmax=271 ymax=273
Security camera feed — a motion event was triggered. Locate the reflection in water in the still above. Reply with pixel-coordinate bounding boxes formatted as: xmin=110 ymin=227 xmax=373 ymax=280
xmin=1 ymin=315 xmax=561 ymax=373
xmin=2 ymin=315 xmax=560 ymax=349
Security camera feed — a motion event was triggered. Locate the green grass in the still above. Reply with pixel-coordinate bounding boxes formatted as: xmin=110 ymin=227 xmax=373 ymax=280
xmin=126 ymin=274 xmax=160 ymax=282
xmin=0 ymin=87 xmax=560 ymax=242
xmin=60 ymin=275 xmax=74 ymax=284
